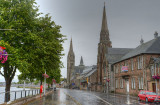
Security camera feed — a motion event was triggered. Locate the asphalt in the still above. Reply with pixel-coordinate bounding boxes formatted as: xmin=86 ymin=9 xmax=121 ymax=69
xmin=27 ymin=88 xmax=160 ymax=105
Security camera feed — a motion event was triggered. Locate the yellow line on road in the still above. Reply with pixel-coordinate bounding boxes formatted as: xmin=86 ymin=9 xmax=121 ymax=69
xmin=63 ymin=91 xmax=82 ymax=105
xmin=94 ymin=95 xmax=112 ymax=105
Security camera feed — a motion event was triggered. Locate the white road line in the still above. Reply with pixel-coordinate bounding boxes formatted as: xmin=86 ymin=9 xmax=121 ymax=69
xmin=94 ymin=95 xmax=112 ymax=105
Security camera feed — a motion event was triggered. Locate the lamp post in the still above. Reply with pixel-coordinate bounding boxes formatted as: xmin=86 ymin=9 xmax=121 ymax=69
xmin=106 ymin=79 xmax=110 ymax=93
xmin=103 ymin=76 xmax=106 ymax=93
xmin=44 ymin=70 xmax=46 ymax=96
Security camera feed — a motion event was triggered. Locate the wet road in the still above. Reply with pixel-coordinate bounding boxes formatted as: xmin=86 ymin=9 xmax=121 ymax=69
xmin=28 ymin=89 xmax=77 ymax=105
xmin=28 ymin=88 xmax=160 ymax=105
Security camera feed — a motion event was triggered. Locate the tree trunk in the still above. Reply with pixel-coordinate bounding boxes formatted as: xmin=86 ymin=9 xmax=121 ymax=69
xmin=5 ymin=78 xmax=11 ymax=102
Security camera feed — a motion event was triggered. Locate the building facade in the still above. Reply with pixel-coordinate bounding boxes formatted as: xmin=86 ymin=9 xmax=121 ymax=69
xmin=113 ymin=33 xmax=160 ymax=95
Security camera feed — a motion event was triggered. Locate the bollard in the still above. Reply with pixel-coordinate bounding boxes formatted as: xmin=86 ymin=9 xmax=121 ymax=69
xmin=21 ymin=91 xmax=22 ymax=98
xmin=32 ymin=90 xmax=33 ymax=96
xmin=15 ymin=92 xmax=16 ymax=100
xmin=25 ymin=91 xmax=26 ymax=97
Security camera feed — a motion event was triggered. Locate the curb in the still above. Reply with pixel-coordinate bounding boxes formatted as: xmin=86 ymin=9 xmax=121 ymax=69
xmin=63 ymin=92 xmax=81 ymax=105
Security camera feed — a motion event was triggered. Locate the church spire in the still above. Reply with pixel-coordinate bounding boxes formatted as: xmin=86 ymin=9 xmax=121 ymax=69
xmin=101 ymin=2 xmax=109 ymax=33
xmin=80 ymin=56 xmax=84 ymax=66
xmin=69 ymin=38 xmax=74 ymax=53
xmin=100 ymin=2 xmax=112 ymax=47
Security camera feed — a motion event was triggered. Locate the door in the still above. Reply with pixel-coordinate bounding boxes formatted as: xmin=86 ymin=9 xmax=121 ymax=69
xmin=152 ymin=83 xmax=156 ymax=92
xmin=126 ymin=80 xmax=129 ymax=93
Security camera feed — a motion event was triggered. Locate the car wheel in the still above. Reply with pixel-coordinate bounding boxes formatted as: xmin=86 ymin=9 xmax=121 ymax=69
xmin=145 ymin=98 xmax=148 ymax=103
xmin=138 ymin=97 xmax=140 ymax=101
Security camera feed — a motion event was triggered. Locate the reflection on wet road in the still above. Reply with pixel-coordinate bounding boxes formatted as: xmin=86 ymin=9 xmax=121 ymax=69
xmin=28 ymin=88 xmax=160 ymax=105
xmin=28 ymin=89 xmax=77 ymax=105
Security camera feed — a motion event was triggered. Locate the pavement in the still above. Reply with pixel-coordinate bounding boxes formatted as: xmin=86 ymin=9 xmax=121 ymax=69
xmin=27 ymin=88 xmax=160 ymax=105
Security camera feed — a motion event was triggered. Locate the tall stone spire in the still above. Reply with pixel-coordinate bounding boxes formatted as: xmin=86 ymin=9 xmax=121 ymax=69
xmin=80 ymin=56 xmax=84 ymax=66
xmin=100 ymin=2 xmax=111 ymax=47
xmin=69 ymin=38 xmax=74 ymax=53
xmin=101 ymin=2 xmax=109 ymax=33
xmin=67 ymin=38 xmax=75 ymax=85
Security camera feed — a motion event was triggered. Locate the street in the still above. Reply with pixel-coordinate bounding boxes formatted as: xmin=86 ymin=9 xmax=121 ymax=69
xmin=27 ymin=88 xmax=160 ymax=105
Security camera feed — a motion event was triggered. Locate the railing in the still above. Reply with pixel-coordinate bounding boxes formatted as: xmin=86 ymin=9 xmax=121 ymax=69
xmin=0 ymin=89 xmax=40 ymax=104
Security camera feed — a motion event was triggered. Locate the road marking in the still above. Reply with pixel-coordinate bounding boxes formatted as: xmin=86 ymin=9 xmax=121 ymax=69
xmin=63 ymin=91 xmax=82 ymax=105
xmin=94 ymin=95 xmax=112 ymax=105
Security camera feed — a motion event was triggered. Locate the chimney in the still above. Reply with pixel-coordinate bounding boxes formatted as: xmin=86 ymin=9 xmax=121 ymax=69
xmin=154 ymin=31 xmax=158 ymax=39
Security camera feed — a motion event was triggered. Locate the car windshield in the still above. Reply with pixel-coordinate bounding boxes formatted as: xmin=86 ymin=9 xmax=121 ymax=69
xmin=146 ymin=92 xmax=157 ymax=95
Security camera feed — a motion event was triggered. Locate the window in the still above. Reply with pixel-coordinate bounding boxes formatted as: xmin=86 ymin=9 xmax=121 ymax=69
xmin=120 ymin=79 xmax=123 ymax=88
xmin=138 ymin=56 xmax=143 ymax=69
xmin=116 ymin=65 xmax=118 ymax=73
xmin=133 ymin=78 xmax=136 ymax=89
xmin=120 ymin=64 xmax=123 ymax=72
xmin=138 ymin=77 xmax=143 ymax=89
xmin=131 ymin=78 xmax=136 ymax=89
xmin=131 ymin=59 xmax=134 ymax=70
xmin=116 ymin=79 xmax=118 ymax=88
xmin=115 ymin=65 xmax=118 ymax=74
xmin=151 ymin=65 xmax=154 ymax=76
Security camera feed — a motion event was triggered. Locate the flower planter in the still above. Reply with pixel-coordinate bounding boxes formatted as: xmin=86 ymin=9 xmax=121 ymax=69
xmin=42 ymin=73 xmax=49 ymax=78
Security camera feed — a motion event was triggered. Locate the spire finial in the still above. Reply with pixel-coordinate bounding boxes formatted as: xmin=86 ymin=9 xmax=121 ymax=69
xmin=140 ymin=35 xmax=144 ymax=45
xmin=154 ymin=31 xmax=158 ymax=38
xmin=104 ymin=2 xmax=105 ymax=6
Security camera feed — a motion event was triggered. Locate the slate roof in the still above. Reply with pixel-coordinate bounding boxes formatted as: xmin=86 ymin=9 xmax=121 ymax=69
xmin=106 ymin=48 xmax=133 ymax=64
xmin=77 ymin=65 xmax=97 ymax=79
xmin=114 ymin=37 xmax=160 ymax=63
xmin=84 ymin=68 xmax=97 ymax=77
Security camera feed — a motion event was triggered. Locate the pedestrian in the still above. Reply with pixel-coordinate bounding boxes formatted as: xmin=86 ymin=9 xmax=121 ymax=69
xmin=40 ymin=85 xmax=43 ymax=98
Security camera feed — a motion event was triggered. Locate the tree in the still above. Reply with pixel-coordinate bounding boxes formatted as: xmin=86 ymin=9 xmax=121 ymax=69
xmin=0 ymin=0 xmax=65 ymax=102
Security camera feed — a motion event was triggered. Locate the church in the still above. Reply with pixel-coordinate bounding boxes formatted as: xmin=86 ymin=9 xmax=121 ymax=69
xmin=67 ymin=3 xmax=160 ymax=95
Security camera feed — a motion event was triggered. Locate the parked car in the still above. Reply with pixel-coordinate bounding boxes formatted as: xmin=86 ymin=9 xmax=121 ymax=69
xmin=138 ymin=90 xmax=160 ymax=103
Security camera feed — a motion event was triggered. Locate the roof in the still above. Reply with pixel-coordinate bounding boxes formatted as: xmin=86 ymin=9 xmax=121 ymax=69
xmin=106 ymin=48 xmax=133 ymax=64
xmin=84 ymin=68 xmax=97 ymax=77
xmin=77 ymin=65 xmax=97 ymax=79
xmin=115 ymin=37 xmax=160 ymax=63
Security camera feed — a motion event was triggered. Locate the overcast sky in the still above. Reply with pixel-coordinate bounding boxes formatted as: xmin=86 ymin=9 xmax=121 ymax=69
xmin=1 ymin=0 xmax=160 ymax=82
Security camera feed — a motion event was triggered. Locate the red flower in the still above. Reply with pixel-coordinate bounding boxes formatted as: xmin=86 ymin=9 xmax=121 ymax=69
xmin=42 ymin=74 xmax=49 ymax=78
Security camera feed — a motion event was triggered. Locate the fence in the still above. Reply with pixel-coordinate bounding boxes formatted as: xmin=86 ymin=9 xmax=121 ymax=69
xmin=0 ymin=89 xmax=40 ymax=104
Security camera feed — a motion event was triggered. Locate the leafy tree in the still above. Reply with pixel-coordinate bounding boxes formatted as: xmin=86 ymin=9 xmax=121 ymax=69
xmin=0 ymin=0 xmax=65 ymax=102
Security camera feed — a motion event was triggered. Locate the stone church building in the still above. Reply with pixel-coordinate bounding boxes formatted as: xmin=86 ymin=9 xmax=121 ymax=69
xmin=67 ymin=38 xmax=87 ymax=88
xmin=67 ymin=3 xmax=160 ymax=95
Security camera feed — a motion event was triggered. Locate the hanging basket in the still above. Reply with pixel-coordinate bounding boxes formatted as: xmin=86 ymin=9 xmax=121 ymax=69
xmin=52 ymin=79 xmax=56 ymax=83
xmin=152 ymin=74 xmax=160 ymax=79
xmin=106 ymin=79 xmax=110 ymax=82
xmin=0 ymin=46 xmax=8 ymax=63
xmin=42 ymin=73 xmax=49 ymax=78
